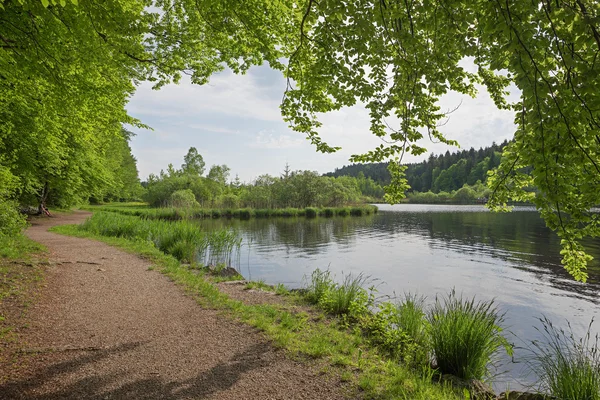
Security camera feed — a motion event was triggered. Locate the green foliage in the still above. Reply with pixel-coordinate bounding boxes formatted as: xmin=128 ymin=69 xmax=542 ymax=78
xmin=0 ymin=200 xmax=26 ymax=237
xmin=169 ymin=189 xmax=199 ymax=208
xmin=427 ymin=291 xmax=512 ymax=380
xmin=529 ymin=317 xmax=600 ymax=400
xmin=0 ymin=166 xmax=26 ymax=238
xmin=284 ymin=0 xmax=600 ymax=281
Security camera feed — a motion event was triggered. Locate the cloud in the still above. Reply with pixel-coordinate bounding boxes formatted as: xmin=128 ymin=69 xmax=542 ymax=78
xmin=126 ymin=63 xmax=520 ymax=182
xmin=127 ymin=69 xmax=285 ymax=123
xmin=252 ymin=130 xmax=304 ymax=149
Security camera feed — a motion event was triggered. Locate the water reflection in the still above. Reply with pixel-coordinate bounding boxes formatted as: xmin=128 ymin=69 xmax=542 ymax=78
xmin=196 ymin=204 xmax=600 ymax=390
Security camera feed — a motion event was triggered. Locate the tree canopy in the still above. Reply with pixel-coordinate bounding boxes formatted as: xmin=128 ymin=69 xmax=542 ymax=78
xmin=2 ymin=0 xmax=599 ymax=281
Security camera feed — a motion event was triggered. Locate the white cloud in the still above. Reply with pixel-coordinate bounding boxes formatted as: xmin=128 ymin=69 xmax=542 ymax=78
xmin=127 ymin=63 xmax=520 ymax=181
xmin=128 ymin=69 xmax=284 ymax=122
xmin=252 ymin=130 xmax=304 ymax=149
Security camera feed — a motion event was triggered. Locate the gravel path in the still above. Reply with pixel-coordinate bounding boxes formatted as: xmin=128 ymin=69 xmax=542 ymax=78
xmin=0 ymin=212 xmax=344 ymax=399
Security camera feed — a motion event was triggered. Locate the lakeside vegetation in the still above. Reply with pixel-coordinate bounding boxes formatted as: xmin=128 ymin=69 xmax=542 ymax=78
xmin=142 ymin=148 xmax=384 ymax=209
xmin=84 ymin=203 xmax=378 ymax=221
xmin=51 ymin=212 xmax=600 ymax=399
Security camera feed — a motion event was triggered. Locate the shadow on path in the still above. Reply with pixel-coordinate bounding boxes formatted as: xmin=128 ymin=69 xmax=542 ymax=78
xmin=0 ymin=341 xmax=272 ymax=399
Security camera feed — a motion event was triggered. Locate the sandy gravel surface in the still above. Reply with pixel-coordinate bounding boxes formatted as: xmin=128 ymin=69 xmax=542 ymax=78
xmin=0 ymin=212 xmax=345 ymax=399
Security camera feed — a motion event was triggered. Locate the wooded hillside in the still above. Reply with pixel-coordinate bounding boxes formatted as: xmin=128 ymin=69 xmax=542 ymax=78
xmin=324 ymin=140 xmax=509 ymax=193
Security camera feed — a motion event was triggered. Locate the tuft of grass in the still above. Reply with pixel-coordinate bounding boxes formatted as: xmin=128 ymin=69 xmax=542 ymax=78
xmin=275 ymin=283 xmax=289 ymax=295
xmin=427 ymin=290 xmax=512 ymax=380
xmin=304 ymin=268 xmax=370 ymax=316
xmin=320 ymin=272 xmax=370 ymax=316
xmin=304 ymin=268 xmax=334 ymax=305
xmin=529 ymin=316 xmax=600 ymax=400
xmin=245 ymin=279 xmax=273 ymax=292
xmin=304 ymin=207 xmax=318 ymax=218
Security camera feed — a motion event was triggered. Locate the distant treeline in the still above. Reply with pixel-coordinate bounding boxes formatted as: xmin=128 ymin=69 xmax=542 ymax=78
xmin=324 ymin=140 xmax=509 ymax=193
xmin=141 ymin=148 xmax=385 ymax=209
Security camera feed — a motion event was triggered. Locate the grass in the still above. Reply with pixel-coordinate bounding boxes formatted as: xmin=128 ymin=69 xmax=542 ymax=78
xmin=82 ymin=204 xmax=378 ymax=221
xmin=52 ymin=220 xmax=463 ymax=400
xmin=77 ymin=212 xmax=241 ymax=266
xmin=529 ymin=316 xmax=600 ymax=400
xmin=427 ymin=290 xmax=512 ymax=380
xmin=0 ymin=233 xmax=47 ymax=375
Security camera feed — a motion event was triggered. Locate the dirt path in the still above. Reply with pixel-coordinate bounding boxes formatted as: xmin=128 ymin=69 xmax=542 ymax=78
xmin=0 ymin=212 xmax=344 ymax=399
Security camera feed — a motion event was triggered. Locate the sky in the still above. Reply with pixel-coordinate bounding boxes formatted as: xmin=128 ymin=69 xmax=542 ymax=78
xmin=126 ymin=64 xmax=519 ymax=183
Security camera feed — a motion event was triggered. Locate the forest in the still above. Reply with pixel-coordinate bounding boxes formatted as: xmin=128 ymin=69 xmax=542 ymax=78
xmin=325 ymin=141 xmax=509 ymax=203
xmin=325 ymin=141 xmax=508 ymax=191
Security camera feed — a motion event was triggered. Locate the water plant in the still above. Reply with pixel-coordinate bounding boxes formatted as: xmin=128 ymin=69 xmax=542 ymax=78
xmin=427 ymin=290 xmax=512 ymax=380
xmin=305 ymin=207 xmax=318 ymax=218
xmin=529 ymin=316 xmax=600 ymax=400
xmin=79 ymin=212 xmax=242 ymax=267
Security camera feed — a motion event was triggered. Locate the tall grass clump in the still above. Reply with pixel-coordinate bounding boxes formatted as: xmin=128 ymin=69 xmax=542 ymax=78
xmin=304 ymin=268 xmax=334 ymax=305
xmin=336 ymin=207 xmax=349 ymax=217
xmin=529 ymin=316 xmax=600 ymax=400
xmin=427 ymin=290 xmax=512 ymax=380
xmin=321 ymin=272 xmax=370 ymax=316
xmin=303 ymin=268 xmax=370 ymax=316
xmin=350 ymin=207 xmax=364 ymax=216
xmin=305 ymin=207 xmax=318 ymax=218
xmin=79 ymin=212 xmax=241 ymax=267
xmin=321 ymin=208 xmax=335 ymax=217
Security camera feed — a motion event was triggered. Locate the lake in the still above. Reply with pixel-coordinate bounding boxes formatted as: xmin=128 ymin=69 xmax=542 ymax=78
xmin=198 ymin=204 xmax=600 ymax=391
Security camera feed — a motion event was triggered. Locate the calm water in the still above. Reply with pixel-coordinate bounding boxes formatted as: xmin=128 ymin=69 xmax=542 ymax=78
xmin=198 ymin=204 xmax=600 ymax=390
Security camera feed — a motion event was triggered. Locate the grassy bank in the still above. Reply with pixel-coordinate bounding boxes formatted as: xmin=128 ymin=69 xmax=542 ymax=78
xmin=82 ymin=203 xmax=378 ymax=221
xmin=0 ymin=233 xmax=46 ymax=381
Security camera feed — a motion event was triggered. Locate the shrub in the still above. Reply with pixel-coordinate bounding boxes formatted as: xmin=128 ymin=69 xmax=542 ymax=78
xmin=427 ymin=290 xmax=512 ymax=380
xmin=530 ymin=316 xmax=600 ymax=400
xmin=0 ymin=200 xmax=27 ymax=237
xmin=169 ymin=189 xmax=199 ymax=208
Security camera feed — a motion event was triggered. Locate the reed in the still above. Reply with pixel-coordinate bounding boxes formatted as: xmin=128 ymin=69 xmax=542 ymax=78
xmin=427 ymin=290 xmax=511 ymax=380
xmin=84 ymin=204 xmax=379 ymax=221
xmin=529 ymin=316 xmax=600 ymax=400
xmin=79 ymin=212 xmax=241 ymax=267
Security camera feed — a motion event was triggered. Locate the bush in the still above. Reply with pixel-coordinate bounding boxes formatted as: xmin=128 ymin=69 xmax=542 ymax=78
xmin=530 ymin=316 xmax=600 ymax=400
xmin=427 ymin=290 xmax=512 ymax=380
xmin=169 ymin=189 xmax=199 ymax=208
xmin=0 ymin=200 xmax=27 ymax=237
